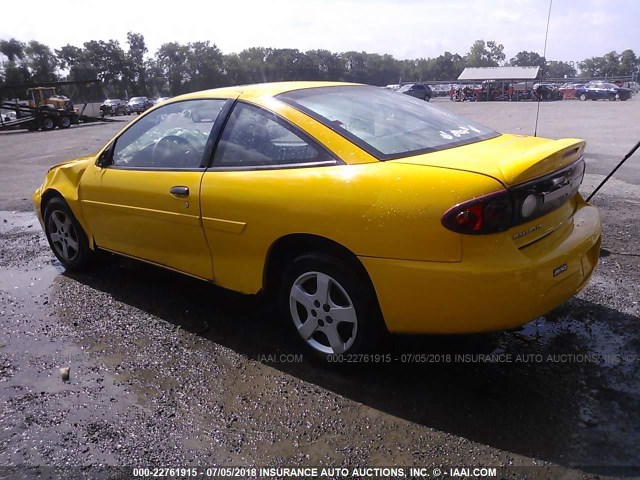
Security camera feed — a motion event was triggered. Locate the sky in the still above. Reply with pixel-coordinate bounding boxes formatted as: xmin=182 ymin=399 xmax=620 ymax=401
xmin=1 ymin=0 xmax=638 ymax=63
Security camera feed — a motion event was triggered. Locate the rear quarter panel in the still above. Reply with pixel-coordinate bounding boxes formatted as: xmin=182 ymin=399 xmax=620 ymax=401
xmin=200 ymin=162 xmax=505 ymax=293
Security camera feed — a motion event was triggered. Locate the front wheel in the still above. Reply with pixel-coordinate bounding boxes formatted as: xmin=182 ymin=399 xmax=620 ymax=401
xmin=279 ymin=254 xmax=384 ymax=361
xmin=579 ymin=93 xmax=587 ymax=101
xmin=44 ymin=197 xmax=94 ymax=271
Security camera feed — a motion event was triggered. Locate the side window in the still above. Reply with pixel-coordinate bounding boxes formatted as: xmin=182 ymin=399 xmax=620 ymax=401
xmin=213 ymin=103 xmax=333 ymax=168
xmin=111 ymin=99 xmax=225 ymax=169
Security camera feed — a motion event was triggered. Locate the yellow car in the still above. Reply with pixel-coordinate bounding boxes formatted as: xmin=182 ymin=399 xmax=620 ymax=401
xmin=33 ymin=82 xmax=602 ymax=360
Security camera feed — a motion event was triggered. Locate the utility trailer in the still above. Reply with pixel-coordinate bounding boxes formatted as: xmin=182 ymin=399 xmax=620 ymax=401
xmin=0 ymin=79 xmax=100 ymax=132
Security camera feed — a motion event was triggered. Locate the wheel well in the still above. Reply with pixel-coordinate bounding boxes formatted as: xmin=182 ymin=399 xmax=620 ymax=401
xmin=40 ymin=189 xmax=63 ymax=218
xmin=263 ymin=234 xmax=373 ymax=297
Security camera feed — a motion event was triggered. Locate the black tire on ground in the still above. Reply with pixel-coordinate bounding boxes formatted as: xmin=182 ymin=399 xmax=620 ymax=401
xmin=579 ymin=93 xmax=587 ymax=101
xmin=191 ymin=112 xmax=201 ymax=122
xmin=43 ymin=197 xmax=94 ymax=271
xmin=41 ymin=117 xmax=55 ymax=130
xmin=278 ymin=253 xmax=385 ymax=362
xmin=57 ymin=116 xmax=71 ymax=129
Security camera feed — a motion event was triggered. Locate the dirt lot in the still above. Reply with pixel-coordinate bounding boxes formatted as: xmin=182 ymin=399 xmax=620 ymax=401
xmin=0 ymin=99 xmax=639 ymax=480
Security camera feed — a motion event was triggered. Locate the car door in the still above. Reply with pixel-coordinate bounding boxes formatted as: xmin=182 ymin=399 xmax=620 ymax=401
xmin=412 ymin=84 xmax=426 ymax=99
xmin=199 ymin=101 xmax=339 ymax=292
xmin=80 ymin=98 xmax=230 ymax=279
xmin=592 ymin=84 xmax=605 ymax=99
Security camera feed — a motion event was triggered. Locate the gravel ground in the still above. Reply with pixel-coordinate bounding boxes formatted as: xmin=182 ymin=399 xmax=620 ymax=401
xmin=0 ymin=100 xmax=639 ymax=480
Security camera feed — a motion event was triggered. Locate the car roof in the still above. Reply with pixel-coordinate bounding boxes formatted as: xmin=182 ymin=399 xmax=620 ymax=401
xmin=173 ymin=81 xmax=362 ymax=103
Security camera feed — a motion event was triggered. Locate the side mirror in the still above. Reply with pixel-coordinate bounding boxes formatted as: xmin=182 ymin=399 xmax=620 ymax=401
xmin=97 ymin=143 xmax=114 ymax=167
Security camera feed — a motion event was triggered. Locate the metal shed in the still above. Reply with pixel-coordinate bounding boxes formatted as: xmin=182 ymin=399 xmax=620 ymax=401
xmin=458 ymin=66 xmax=540 ymax=81
xmin=457 ymin=66 xmax=541 ymax=101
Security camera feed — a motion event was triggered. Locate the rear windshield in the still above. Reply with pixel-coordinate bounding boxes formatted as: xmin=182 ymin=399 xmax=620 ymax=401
xmin=277 ymin=85 xmax=498 ymax=160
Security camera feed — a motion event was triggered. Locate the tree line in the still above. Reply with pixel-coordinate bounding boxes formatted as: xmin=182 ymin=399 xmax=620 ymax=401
xmin=1 ymin=34 xmax=638 ymax=100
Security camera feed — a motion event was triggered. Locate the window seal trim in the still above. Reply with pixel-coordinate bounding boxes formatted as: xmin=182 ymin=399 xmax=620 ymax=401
xmin=206 ymin=159 xmax=340 ymax=173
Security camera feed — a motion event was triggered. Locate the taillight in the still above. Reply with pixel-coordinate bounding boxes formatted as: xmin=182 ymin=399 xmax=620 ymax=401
xmin=441 ymin=191 xmax=514 ymax=234
xmin=441 ymin=158 xmax=585 ymax=235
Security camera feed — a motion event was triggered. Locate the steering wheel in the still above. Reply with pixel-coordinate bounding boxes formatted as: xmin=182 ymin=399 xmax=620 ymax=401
xmin=151 ymin=135 xmax=198 ymax=167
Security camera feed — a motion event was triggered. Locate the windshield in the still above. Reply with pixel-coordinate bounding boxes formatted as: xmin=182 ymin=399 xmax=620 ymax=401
xmin=278 ymin=85 xmax=498 ymax=160
xmin=397 ymin=85 xmax=413 ymax=93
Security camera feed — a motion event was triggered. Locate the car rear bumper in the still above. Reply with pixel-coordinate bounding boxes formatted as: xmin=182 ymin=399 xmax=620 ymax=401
xmin=360 ymin=202 xmax=602 ymax=334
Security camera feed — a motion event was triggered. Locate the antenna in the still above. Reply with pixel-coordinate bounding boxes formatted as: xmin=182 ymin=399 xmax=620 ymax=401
xmin=587 ymin=140 xmax=640 ymax=201
xmin=534 ymin=0 xmax=554 ymax=137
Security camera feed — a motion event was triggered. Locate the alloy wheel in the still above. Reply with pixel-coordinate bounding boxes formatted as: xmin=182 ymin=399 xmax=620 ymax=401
xmin=289 ymin=271 xmax=358 ymax=354
xmin=47 ymin=210 xmax=80 ymax=262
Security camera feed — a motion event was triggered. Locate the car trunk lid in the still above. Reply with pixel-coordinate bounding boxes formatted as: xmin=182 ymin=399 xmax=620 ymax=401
xmin=390 ymin=133 xmax=585 ymax=187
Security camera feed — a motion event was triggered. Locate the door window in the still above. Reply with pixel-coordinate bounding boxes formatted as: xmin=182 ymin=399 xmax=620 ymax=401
xmin=111 ymin=99 xmax=225 ymax=169
xmin=213 ymin=102 xmax=334 ymax=168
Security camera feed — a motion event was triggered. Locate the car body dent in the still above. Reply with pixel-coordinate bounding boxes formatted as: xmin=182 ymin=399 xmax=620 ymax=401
xmin=34 ymin=155 xmax=95 ymax=247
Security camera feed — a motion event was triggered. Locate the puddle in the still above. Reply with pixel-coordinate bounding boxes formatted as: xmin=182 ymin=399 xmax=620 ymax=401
xmin=1 ymin=209 xmax=639 ymax=472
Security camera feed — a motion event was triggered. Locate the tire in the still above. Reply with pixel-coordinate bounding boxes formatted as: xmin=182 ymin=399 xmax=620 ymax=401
xmin=579 ymin=93 xmax=587 ymax=101
xmin=279 ymin=253 xmax=385 ymax=361
xmin=41 ymin=117 xmax=55 ymax=130
xmin=58 ymin=116 xmax=71 ymax=129
xmin=191 ymin=111 xmax=201 ymax=123
xmin=424 ymin=95 xmax=430 ymax=102
xmin=43 ymin=197 xmax=94 ymax=271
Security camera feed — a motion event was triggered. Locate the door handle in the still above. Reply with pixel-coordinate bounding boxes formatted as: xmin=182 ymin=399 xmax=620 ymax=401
xmin=170 ymin=186 xmax=189 ymax=197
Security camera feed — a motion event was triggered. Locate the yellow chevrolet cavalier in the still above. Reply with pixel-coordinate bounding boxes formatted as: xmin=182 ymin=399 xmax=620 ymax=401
xmin=33 ymin=82 xmax=602 ymax=359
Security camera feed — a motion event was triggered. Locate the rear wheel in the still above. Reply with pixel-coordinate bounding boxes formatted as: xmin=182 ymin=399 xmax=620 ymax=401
xmin=44 ymin=197 xmax=94 ymax=271
xmin=279 ymin=253 xmax=384 ymax=361
xmin=58 ymin=116 xmax=71 ymax=129
xmin=41 ymin=117 xmax=55 ymax=130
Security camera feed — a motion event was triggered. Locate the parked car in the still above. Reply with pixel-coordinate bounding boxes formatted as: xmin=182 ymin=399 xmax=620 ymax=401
xmin=33 ymin=82 xmax=601 ymax=361
xmin=126 ymin=96 xmax=153 ymax=114
xmin=397 ymin=83 xmax=432 ymax=101
xmin=2 ymin=111 xmax=17 ymax=122
xmin=532 ymin=83 xmax=563 ymax=101
xmin=100 ymin=99 xmax=129 ymax=117
xmin=575 ymin=82 xmax=632 ymax=101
